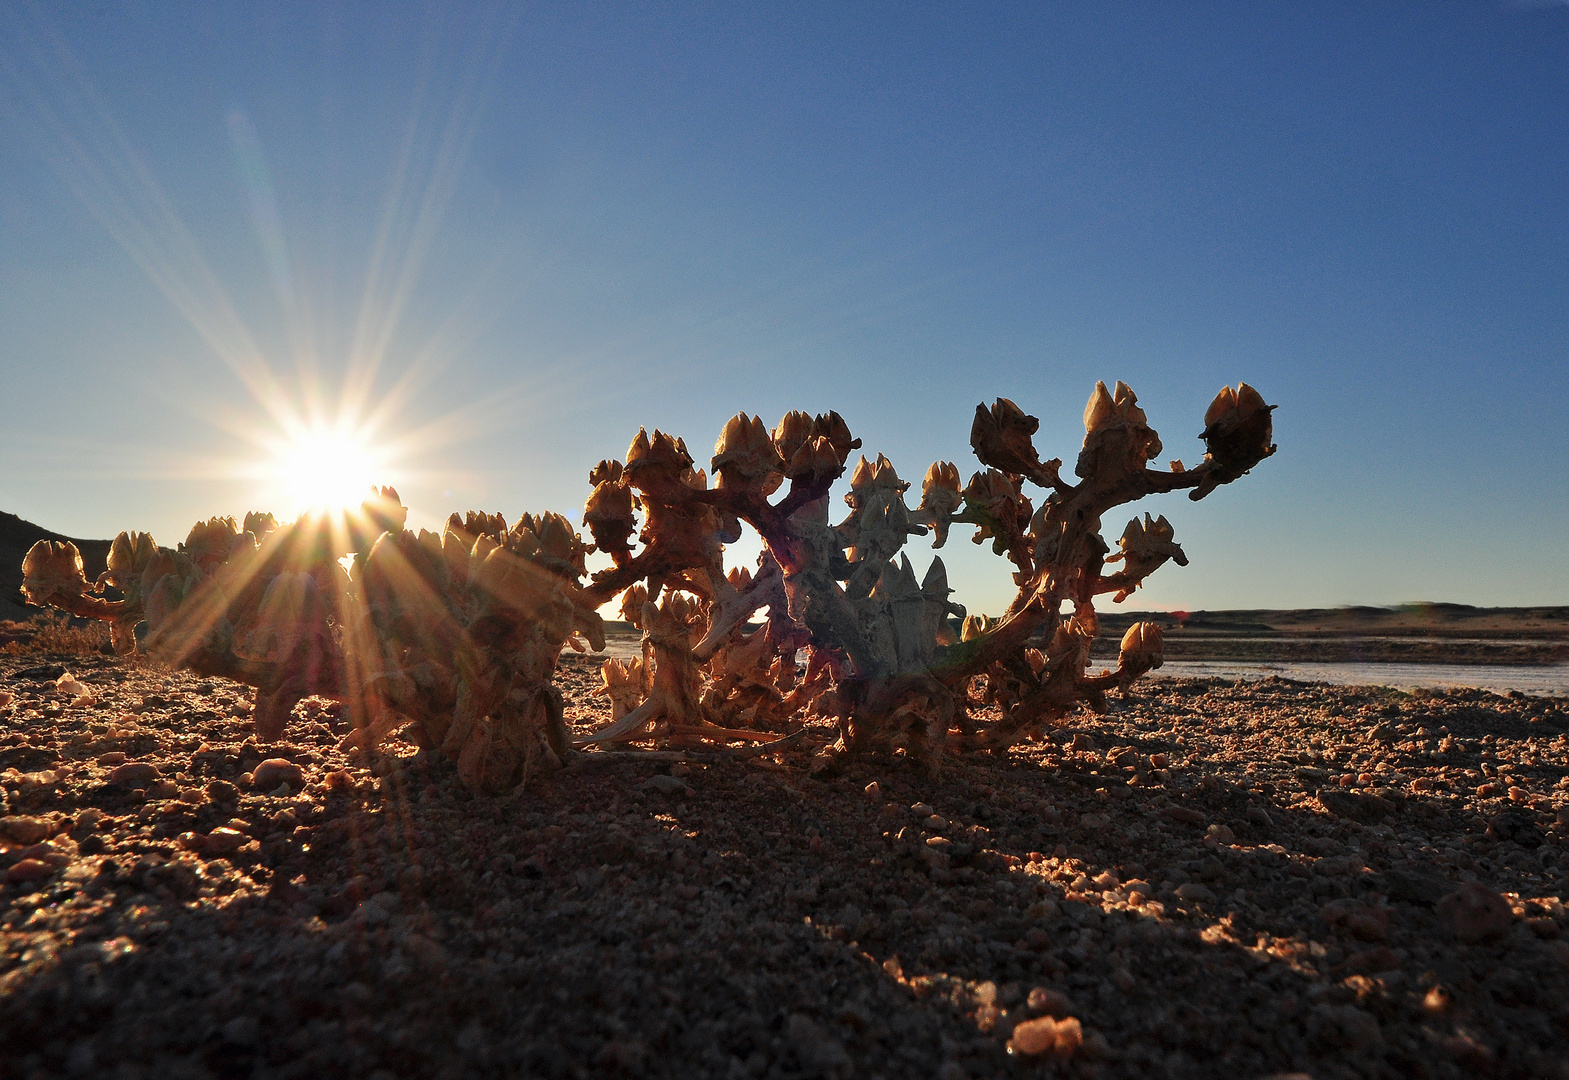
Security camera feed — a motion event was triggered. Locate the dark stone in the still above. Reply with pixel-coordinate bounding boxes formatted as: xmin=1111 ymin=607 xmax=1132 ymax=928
xmin=1317 ymin=788 xmax=1393 ymax=822
xmin=1486 ymin=811 xmax=1544 ymax=848
xmin=1382 ymin=866 xmax=1450 ymax=906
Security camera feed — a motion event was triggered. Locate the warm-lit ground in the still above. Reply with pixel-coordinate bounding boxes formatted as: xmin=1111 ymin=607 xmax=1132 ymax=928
xmin=2 ymin=650 xmax=1567 ymax=1079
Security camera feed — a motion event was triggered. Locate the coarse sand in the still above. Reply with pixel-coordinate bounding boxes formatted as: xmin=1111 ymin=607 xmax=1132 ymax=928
xmin=3 ymin=652 xmax=1568 ymax=1079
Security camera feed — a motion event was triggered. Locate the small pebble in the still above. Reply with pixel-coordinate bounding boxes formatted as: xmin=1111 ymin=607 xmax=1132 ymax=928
xmin=6 ymin=858 xmax=55 ymax=884
xmin=107 ymin=761 xmax=161 ymax=785
xmin=1436 ymin=883 xmax=1513 ymax=944
xmin=1008 ymin=1014 xmax=1083 ymax=1057
xmin=0 ymin=816 xmax=52 ymax=845
xmin=640 ymin=774 xmax=691 ymax=798
xmin=252 ymin=759 xmax=305 ymax=790
xmin=1175 ymin=883 xmax=1216 ymax=904
xmin=1027 ymin=987 xmax=1073 ymax=1015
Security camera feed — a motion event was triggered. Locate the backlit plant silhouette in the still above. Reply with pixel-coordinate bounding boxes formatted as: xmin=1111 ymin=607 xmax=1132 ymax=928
xmin=20 ymin=381 xmax=1274 ymax=788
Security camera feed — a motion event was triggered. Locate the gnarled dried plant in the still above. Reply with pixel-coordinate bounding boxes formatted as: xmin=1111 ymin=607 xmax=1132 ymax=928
xmin=569 ymin=380 xmax=1274 ymax=774
xmin=20 ymin=380 xmax=1273 ymax=787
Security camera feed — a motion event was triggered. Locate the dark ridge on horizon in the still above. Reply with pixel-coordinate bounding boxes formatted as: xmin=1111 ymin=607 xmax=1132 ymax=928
xmin=0 ymin=511 xmax=112 ymax=620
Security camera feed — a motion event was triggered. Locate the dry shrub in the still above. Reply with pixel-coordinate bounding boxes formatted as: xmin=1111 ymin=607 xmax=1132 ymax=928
xmin=0 ymin=611 xmax=112 ymax=656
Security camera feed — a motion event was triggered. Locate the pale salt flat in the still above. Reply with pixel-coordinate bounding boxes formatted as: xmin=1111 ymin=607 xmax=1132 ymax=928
xmin=597 ymin=628 xmax=1569 ymax=695
xmin=1145 ymin=659 xmax=1569 ymax=696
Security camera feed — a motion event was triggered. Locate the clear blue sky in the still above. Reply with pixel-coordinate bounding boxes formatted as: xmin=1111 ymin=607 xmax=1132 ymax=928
xmin=2 ymin=2 xmax=1566 ymax=615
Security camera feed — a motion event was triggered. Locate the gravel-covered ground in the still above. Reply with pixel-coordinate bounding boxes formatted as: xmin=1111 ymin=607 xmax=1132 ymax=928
xmin=2 ymin=651 xmax=1568 ymax=1080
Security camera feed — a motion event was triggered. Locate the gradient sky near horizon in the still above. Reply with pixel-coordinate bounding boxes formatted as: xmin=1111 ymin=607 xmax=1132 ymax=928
xmin=1 ymin=2 xmax=1566 ymax=616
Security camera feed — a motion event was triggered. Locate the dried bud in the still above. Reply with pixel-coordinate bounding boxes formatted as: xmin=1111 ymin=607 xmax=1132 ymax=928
xmin=624 ymin=428 xmax=695 ymax=493
xmin=182 ymin=516 xmax=242 ymax=571
xmin=1104 ymin=514 xmax=1188 ymax=600
xmin=360 ymin=486 xmax=407 ymax=533
xmin=242 ymin=511 xmax=277 ymax=538
xmin=416 ymin=528 xmax=443 ymax=562
xmin=921 ymin=461 xmax=961 ymax=504
xmin=848 ymin=453 xmax=906 ymax=494
xmin=360 ymin=530 xmax=451 ymax=622
xmin=1118 ymin=621 xmax=1165 ymax=670
xmin=619 ymin=584 xmax=648 ymax=628
xmin=1194 ymin=383 xmax=1276 ymax=498
xmin=470 ymin=533 xmax=499 ymax=571
xmin=870 ymin=454 xmax=905 ymax=491
xmin=21 ymin=540 xmax=89 ymax=605
xmin=138 ymin=547 xmax=194 ymax=599
xmin=1083 ymin=381 xmax=1115 ymax=432
xmin=474 ymin=511 xmax=508 ymax=538
xmin=533 ymin=511 xmax=588 ymax=579
xmin=961 ymin=613 xmax=993 ymax=641
xmin=971 ymin=399 xmax=1057 ymax=483
xmin=588 ymin=459 xmax=624 ymax=487
xmin=911 ymin=461 xmax=962 ymax=546
xmin=597 ymin=657 xmax=646 ymax=720
xmin=961 ymin=470 xmax=1031 ymax=546
xmin=583 ymin=478 xmax=637 ymax=559
xmin=508 ymin=527 xmax=543 ymax=563
xmin=785 ymin=435 xmax=843 ymax=482
xmin=1076 ymin=380 xmax=1163 ymax=478
xmin=810 ymin=410 xmax=861 ymax=462
xmin=849 ymin=454 xmax=875 ymax=490
xmin=771 ymin=411 xmax=815 ymax=464
xmin=102 ymin=531 xmax=159 ymax=590
xmin=918 ymin=461 xmax=961 ymax=510
xmin=1204 ymin=385 xmax=1237 ymax=427
xmin=644 ymin=591 xmax=704 ymax=648
xmin=712 ymin=413 xmax=785 ymax=489
xmin=1086 ymin=381 xmax=1150 ymax=433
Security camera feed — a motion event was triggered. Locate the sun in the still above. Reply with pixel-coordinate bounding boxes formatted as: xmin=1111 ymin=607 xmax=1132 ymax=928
xmin=268 ymin=425 xmax=386 ymax=516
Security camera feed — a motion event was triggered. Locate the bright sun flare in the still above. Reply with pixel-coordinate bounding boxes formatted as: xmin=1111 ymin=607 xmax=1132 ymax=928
xmin=269 ymin=427 xmax=384 ymax=515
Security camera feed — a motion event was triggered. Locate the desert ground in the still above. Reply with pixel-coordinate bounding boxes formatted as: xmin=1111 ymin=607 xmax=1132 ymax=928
xmin=2 ymin=644 xmax=1567 ymax=1080
xmin=3 ymin=513 xmax=1569 ymax=1078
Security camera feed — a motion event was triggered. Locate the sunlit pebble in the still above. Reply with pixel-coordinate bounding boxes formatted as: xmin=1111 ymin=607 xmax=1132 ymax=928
xmin=1008 ymin=1014 xmax=1082 ymax=1058
xmin=1 ymin=817 xmax=52 ymax=845
xmin=252 ymin=759 xmax=305 ymax=790
xmin=107 ymin=762 xmax=160 ymax=785
xmin=6 ymin=859 xmax=54 ymax=884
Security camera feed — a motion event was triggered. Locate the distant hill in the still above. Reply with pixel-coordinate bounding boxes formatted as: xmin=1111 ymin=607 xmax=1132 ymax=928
xmin=1094 ymin=603 xmax=1569 ymax=636
xmin=0 ymin=512 xmax=111 ymax=621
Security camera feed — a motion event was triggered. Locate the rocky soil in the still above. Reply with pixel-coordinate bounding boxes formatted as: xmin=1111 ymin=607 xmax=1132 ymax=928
xmin=2 ymin=652 xmax=1568 ymax=1080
